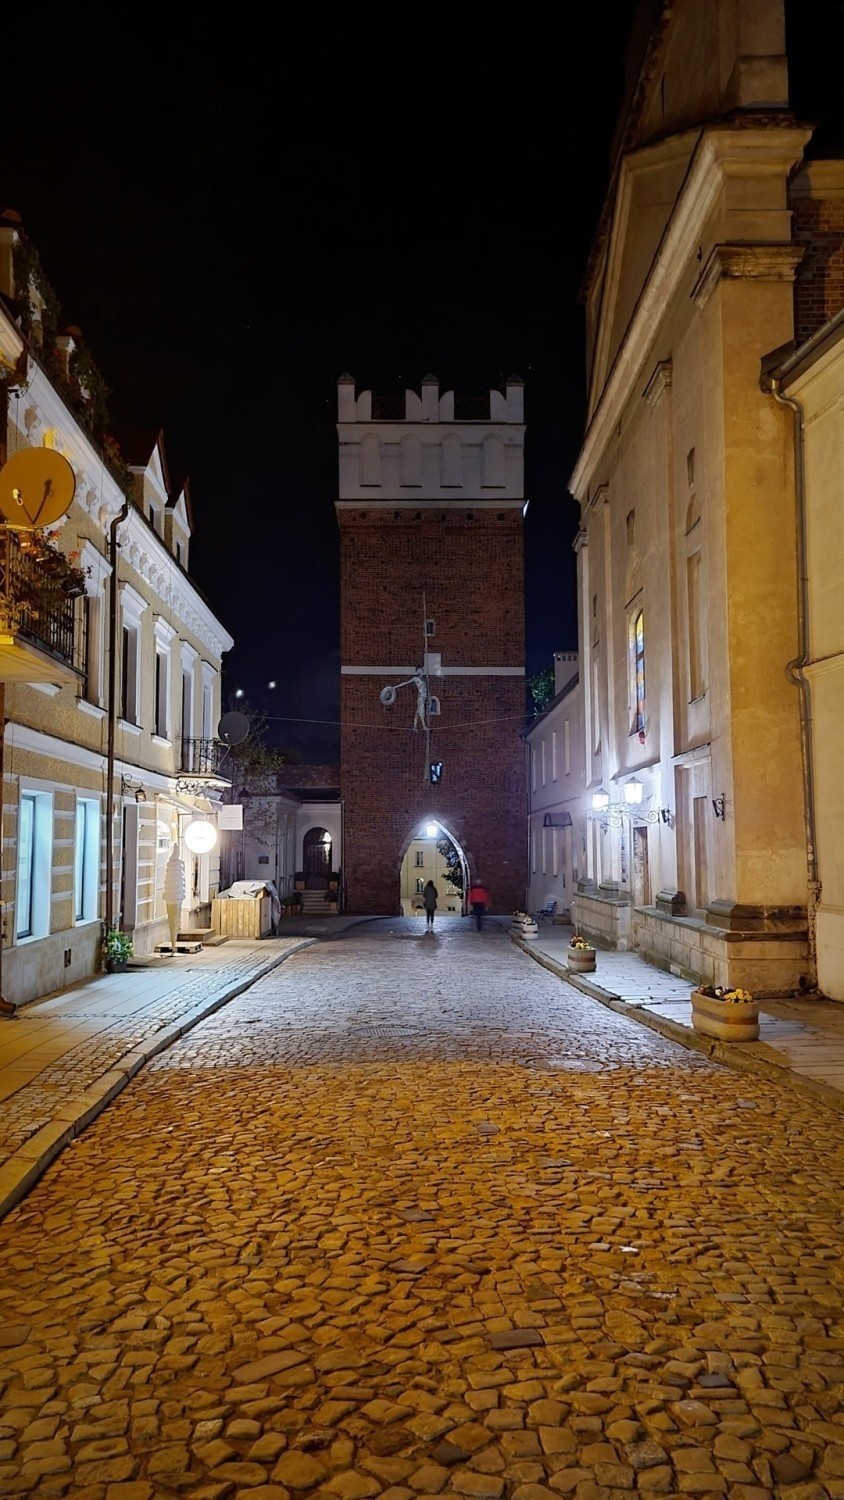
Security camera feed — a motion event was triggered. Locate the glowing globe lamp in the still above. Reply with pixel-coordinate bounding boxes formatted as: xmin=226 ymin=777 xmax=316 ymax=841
xmin=184 ymin=818 xmax=218 ymax=854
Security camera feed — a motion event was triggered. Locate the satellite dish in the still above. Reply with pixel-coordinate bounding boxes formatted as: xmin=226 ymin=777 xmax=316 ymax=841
xmin=380 ymin=685 xmax=397 ymax=706
xmin=0 ymin=448 xmax=76 ymax=528
xmin=218 ymin=710 xmax=250 ymax=746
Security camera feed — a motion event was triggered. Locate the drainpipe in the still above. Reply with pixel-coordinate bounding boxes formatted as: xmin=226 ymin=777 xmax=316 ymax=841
xmin=104 ymin=498 xmax=130 ymax=935
xmin=763 ymin=375 xmax=819 ymax=988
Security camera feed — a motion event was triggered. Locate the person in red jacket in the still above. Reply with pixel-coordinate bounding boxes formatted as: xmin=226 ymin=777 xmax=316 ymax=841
xmin=467 ymin=877 xmax=490 ymax=931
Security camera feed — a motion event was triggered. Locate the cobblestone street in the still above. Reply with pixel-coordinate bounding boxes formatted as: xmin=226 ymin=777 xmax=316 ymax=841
xmin=0 ymin=919 xmax=842 ymax=1500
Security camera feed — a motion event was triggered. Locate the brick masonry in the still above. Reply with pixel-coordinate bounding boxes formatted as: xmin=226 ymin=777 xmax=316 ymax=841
xmin=791 ymin=190 xmax=844 ymax=345
xmin=338 ymin=507 xmax=527 ymax=913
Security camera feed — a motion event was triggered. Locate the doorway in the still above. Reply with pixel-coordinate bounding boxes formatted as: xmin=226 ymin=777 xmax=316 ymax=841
xmin=632 ymin=825 xmax=651 ymax=908
xmin=303 ymin=827 xmax=332 ymax=888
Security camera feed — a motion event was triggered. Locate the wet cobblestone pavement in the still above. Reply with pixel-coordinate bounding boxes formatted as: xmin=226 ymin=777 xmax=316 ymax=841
xmin=1 ymin=919 xmax=842 ymax=1499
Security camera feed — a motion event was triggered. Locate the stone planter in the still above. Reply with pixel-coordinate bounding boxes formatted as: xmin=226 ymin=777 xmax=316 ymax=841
xmin=519 ymin=919 xmax=539 ymax=939
xmin=691 ymin=989 xmax=760 ymax=1042
xmin=105 ymin=958 xmax=128 ymax=974
xmin=568 ymin=946 xmax=596 ymax=973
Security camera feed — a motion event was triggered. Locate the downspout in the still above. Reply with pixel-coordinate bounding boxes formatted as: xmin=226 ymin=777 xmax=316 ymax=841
xmin=104 ymin=497 xmax=130 ymax=936
xmin=764 ymin=376 xmax=819 ymax=988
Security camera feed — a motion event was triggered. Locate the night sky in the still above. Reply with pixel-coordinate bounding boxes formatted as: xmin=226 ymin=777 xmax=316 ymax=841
xmin=0 ymin=7 xmax=665 ymax=757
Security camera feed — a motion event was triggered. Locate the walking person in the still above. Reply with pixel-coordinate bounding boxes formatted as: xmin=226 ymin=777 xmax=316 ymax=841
xmin=467 ymin=876 xmax=490 ymax=931
xmin=422 ymin=880 xmax=439 ymax=932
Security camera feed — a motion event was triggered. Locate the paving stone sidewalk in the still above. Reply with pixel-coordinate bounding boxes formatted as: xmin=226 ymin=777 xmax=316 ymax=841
xmin=517 ymin=925 xmax=844 ymax=1110
xmin=0 ymin=936 xmax=318 ymax=1220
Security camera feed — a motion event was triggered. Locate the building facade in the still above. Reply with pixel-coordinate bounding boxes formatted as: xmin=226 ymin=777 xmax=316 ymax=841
xmin=337 ymin=373 xmax=526 ymax=914
xmin=763 ymin=306 xmax=844 ymax=1001
xmin=567 ymin=0 xmax=844 ymax=994
xmin=0 ymin=217 xmax=232 ymax=1002
xmin=524 ymin=653 xmax=585 ymax=923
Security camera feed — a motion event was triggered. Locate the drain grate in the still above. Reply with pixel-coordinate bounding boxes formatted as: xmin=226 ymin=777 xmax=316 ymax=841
xmin=350 ymin=1025 xmax=424 ymax=1038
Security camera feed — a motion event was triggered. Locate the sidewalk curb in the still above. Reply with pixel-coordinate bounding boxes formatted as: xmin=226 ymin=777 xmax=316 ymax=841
xmin=0 ymin=937 xmax=315 ymax=1222
xmin=512 ymin=935 xmax=844 ymax=1115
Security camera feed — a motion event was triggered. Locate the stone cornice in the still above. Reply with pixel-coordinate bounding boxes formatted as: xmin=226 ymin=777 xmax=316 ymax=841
xmin=118 ymin=508 xmax=233 ymax=661
xmin=643 ymin=359 xmax=673 ymax=406
xmin=570 ymin=125 xmax=812 ymax=501
xmin=691 ymin=242 xmax=805 ymax=310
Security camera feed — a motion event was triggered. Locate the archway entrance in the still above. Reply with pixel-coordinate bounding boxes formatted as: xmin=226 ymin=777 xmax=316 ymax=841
xmin=398 ymin=819 xmax=469 ymax=918
xmin=303 ymin=827 xmax=332 ymax=889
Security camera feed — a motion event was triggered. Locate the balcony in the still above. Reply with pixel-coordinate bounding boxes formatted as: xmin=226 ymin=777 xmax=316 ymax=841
xmin=177 ymin=738 xmax=232 ymax=790
xmin=0 ymin=528 xmax=84 ymax=685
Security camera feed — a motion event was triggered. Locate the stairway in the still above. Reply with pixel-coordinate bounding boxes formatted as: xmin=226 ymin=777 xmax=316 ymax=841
xmin=300 ymin=890 xmax=331 ymax=915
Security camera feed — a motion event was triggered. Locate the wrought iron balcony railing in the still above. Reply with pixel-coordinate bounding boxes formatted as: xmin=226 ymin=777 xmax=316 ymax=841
xmin=0 ymin=527 xmax=80 ymax=671
xmin=179 ymin=738 xmax=231 ymax=782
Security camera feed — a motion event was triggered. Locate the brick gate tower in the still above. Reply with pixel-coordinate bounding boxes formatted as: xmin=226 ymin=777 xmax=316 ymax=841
xmin=336 ymin=373 xmax=527 ymax=914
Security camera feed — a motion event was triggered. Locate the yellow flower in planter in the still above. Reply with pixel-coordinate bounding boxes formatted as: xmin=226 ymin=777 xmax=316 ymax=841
xmin=570 ymin=933 xmax=595 ymax=951
xmin=699 ymin=984 xmax=754 ymax=1004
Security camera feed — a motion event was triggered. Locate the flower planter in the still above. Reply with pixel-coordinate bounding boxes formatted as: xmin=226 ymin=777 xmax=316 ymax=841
xmin=691 ymin=989 xmax=759 ymax=1042
xmin=105 ymin=958 xmax=128 ymax=974
xmin=519 ymin=919 xmax=539 ymax=939
xmin=568 ymin=946 xmax=596 ymax=973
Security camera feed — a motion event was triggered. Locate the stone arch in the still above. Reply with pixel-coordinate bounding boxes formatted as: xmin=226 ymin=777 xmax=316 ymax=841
xmin=360 ymin=434 xmax=381 ymax=486
xmin=400 ymin=434 xmax=422 ymax=487
xmin=482 ymin=436 xmax=505 ymax=488
xmin=441 ymin=435 xmax=462 ymax=487
xmin=397 ymin=816 xmax=471 ymax=916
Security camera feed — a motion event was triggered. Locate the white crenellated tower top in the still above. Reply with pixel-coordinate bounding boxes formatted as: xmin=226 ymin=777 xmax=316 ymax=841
xmin=336 ymin=373 xmax=525 ymax=504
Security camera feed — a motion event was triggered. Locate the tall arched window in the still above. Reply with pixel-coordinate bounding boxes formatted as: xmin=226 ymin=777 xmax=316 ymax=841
xmin=629 ymin=608 xmax=645 ymax=734
xmin=685 ymin=494 xmax=707 ymax=700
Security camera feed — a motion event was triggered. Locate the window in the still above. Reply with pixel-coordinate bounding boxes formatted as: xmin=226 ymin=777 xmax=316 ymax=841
xmin=416 ymin=878 xmax=425 ymax=894
xmin=426 ymin=618 xmax=436 ymax=637
xmin=531 ymin=747 xmax=537 ymax=792
xmin=16 ymin=795 xmax=35 ymax=939
xmin=531 ymin=828 xmax=536 ymax=873
xmin=541 ymin=740 xmax=546 ymax=786
xmin=16 ymin=790 xmax=51 ymax=941
xmin=155 ymin=653 xmax=166 ymax=736
xmin=429 ymin=761 xmax=443 ymax=784
xmin=552 ymin=730 xmax=558 ymax=781
xmin=541 ymin=828 xmax=547 ymax=875
xmin=118 ymin=584 xmax=148 ymax=726
xmin=685 ymin=494 xmax=707 ymax=701
xmin=427 ymin=696 xmax=441 ymax=717
xmin=415 ymin=849 xmax=424 ymax=867
xmin=591 ymin=654 xmax=601 ymax=753
xmin=564 ymin=719 xmax=571 ymax=775
xmin=181 ymin=668 xmax=193 ymax=742
xmin=121 ymin=624 xmax=139 ymax=723
xmin=74 ymin=798 xmax=100 ymax=923
xmin=629 ymin=609 xmax=646 ymax=734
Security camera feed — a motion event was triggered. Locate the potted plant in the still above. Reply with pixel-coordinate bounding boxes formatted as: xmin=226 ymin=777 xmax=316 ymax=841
xmin=103 ymin=929 xmax=133 ymax=973
xmin=294 ymin=872 xmax=305 ymax=892
xmin=568 ymin=933 xmax=597 ymax=973
xmin=510 ymin=911 xmax=539 ymax=939
xmin=280 ymin=894 xmax=299 ymax=918
xmin=691 ymin=984 xmax=759 ymax=1041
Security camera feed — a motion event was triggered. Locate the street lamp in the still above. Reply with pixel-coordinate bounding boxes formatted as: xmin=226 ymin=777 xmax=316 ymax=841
xmin=424 ymin=822 xmax=438 ymax=838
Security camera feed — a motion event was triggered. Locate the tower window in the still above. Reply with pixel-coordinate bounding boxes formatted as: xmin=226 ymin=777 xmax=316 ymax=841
xmin=426 ymin=618 xmax=435 ymax=636
xmin=427 ymin=696 xmax=441 ymax=716
xmin=429 ymin=762 xmax=443 ymax=784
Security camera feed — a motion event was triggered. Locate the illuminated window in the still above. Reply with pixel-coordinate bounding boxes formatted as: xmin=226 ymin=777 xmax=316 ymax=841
xmin=629 ymin=609 xmax=646 ymax=733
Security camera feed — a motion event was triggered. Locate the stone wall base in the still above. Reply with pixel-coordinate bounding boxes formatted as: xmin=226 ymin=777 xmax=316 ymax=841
xmin=571 ymin=891 xmax=632 ymax=950
xmin=633 ymin=905 xmax=808 ymax=996
xmin=6 ymin=922 xmax=102 ymax=1007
